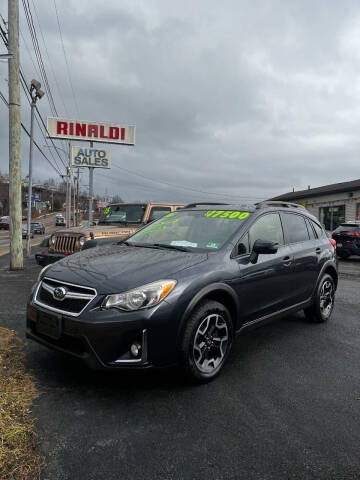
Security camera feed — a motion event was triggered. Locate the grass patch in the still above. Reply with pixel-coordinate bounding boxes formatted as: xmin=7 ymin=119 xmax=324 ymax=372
xmin=0 ymin=326 xmax=43 ymax=480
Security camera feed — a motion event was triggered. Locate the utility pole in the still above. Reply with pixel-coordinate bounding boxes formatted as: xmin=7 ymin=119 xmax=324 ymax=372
xmin=73 ymin=174 xmax=76 ymax=226
xmin=88 ymin=141 xmax=94 ymax=223
xmin=76 ymin=167 xmax=80 ymax=225
xmin=65 ymin=140 xmax=71 ymax=228
xmin=26 ymin=98 xmax=35 ymax=257
xmin=89 ymin=167 xmax=94 ymax=223
xmin=26 ymin=79 xmax=44 ymax=257
xmin=8 ymin=0 xmax=23 ymax=269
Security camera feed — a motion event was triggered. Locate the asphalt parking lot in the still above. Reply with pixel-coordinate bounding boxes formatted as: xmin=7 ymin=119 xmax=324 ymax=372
xmin=1 ymin=252 xmax=360 ymax=480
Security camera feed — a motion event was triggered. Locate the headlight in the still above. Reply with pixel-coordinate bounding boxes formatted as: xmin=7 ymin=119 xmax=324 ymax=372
xmin=79 ymin=236 xmax=85 ymax=246
xmin=50 ymin=235 xmax=56 ymax=244
xmin=103 ymin=279 xmax=177 ymax=311
xmin=37 ymin=264 xmax=52 ymax=282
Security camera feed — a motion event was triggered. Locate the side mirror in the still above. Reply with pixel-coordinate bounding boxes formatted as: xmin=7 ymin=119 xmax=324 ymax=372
xmin=250 ymin=239 xmax=278 ymax=264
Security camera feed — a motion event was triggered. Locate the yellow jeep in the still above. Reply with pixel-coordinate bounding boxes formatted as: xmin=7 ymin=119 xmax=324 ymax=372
xmin=36 ymin=202 xmax=184 ymax=266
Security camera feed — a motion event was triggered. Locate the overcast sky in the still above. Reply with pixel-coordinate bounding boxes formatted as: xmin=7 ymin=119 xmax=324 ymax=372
xmin=1 ymin=0 xmax=360 ymax=203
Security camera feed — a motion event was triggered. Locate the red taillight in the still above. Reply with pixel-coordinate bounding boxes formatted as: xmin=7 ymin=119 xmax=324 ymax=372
xmin=64 ymin=252 xmax=69 ymax=256
xmin=345 ymin=231 xmax=359 ymax=236
xmin=41 ymin=250 xmax=46 ymax=254
xmin=329 ymin=238 xmax=336 ymax=250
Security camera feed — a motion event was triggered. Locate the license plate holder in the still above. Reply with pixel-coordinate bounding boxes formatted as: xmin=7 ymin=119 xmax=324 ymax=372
xmin=36 ymin=311 xmax=62 ymax=340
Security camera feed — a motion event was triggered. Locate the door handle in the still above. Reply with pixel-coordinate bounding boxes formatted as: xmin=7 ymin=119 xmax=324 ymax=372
xmin=282 ymin=256 xmax=292 ymax=266
xmin=316 ymin=247 xmax=321 ymax=254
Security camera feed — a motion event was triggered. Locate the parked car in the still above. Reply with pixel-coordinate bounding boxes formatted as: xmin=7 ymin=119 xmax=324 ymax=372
xmin=332 ymin=222 xmax=360 ymax=259
xmin=55 ymin=216 xmax=66 ymax=227
xmin=0 ymin=216 xmax=10 ymax=230
xmin=22 ymin=224 xmax=34 ymax=239
xmin=27 ymin=201 xmax=338 ymax=383
xmin=36 ymin=202 xmax=184 ymax=266
xmin=31 ymin=221 xmax=45 ymax=235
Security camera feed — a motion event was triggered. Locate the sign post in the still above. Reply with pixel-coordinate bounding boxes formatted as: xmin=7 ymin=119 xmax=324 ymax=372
xmin=71 ymin=145 xmax=111 ymax=223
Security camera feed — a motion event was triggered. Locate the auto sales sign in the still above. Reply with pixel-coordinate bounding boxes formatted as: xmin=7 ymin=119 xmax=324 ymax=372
xmin=47 ymin=117 xmax=135 ymax=145
xmin=72 ymin=147 xmax=111 ymax=169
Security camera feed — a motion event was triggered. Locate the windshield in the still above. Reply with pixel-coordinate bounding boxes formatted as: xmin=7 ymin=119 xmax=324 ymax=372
xmin=126 ymin=209 xmax=251 ymax=251
xmin=98 ymin=204 xmax=147 ymax=225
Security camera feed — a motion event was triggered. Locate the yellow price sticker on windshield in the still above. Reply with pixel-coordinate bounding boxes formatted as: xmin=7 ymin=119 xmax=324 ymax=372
xmin=205 ymin=210 xmax=249 ymax=219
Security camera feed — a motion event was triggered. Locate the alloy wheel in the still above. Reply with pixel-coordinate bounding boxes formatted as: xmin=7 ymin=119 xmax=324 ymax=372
xmin=320 ymin=280 xmax=334 ymax=318
xmin=193 ymin=314 xmax=229 ymax=374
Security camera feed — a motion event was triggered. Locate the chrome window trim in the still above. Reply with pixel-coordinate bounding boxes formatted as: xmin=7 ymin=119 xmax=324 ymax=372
xmin=33 ymin=277 xmax=97 ymax=318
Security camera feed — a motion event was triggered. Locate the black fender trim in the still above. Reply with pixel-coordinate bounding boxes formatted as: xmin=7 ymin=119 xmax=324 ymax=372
xmin=312 ymin=260 xmax=338 ymax=298
xmin=177 ymin=282 xmax=240 ymax=340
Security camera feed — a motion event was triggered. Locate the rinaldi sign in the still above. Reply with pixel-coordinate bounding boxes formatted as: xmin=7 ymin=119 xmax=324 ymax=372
xmin=47 ymin=117 xmax=135 ymax=145
xmin=72 ymin=147 xmax=111 ymax=169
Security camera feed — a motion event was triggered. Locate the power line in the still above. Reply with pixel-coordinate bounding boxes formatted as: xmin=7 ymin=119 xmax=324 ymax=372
xmin=97 ymin=168 xmax=262 ymax=201
xmin=30 ymin=0 xmax=69 ymax=117
xmin=21 ymin=0 xmax=58 ymax=116
xmin=19 ymin=26 xmax=40 ymax=78
xmin=0 ymin=89 xmax=62 ymax=176
xmin=0 ymin=20 xmax=66 ymax=172
xmin=53 ymin=0 xmax=80 ymax=117
xmin=109 ymin=164 xmax=264 ymax=200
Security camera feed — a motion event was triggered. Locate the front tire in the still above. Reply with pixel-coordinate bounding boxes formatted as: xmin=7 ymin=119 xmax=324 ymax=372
xmin=179 ymin=300 xmax=234 ymax=383
xmin=304 ymin=273 xmax=335 ymax=323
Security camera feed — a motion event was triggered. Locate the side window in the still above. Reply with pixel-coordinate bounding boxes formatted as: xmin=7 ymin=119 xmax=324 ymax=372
xmin=148 ymin=207 xmax=171 ymax=222
xmin=248 ymin=213 xmax=284 ymax=250
xmin=312 ymin=220 xmax=325 ymax=239
xmin=306 ymin=219 xmax=316 ymax=240
xmin=282 ymin=213 xmax=310 ymax=244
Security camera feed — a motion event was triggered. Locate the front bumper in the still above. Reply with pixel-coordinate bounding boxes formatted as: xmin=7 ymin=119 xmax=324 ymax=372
xmin=26 ymin=294 xmax=180 ymax=371
xmin=35 ymin=252 xmax=65 ymax=266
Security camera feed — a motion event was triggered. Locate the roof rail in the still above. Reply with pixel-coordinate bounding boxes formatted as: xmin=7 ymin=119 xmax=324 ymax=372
xmin=255 ymin=201 xmax=306 ymax=210
xmin=183 ymin=202 xmax=230 ymax=209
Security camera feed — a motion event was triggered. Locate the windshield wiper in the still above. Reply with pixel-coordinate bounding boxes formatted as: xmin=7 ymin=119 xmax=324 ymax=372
xmin=118 ymin=241 xmax=157 ymax=249
xmin=118 ymin=241 xmax=191 ymax=251
xmin=152 ymin=243 xmax=191 ymax=252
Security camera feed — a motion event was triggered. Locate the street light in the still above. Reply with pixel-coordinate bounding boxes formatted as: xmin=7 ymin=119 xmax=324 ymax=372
xmin=26 ymin=79 xmax=44 ymax=257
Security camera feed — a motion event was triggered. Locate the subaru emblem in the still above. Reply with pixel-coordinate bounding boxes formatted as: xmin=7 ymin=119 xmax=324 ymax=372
xmin=53 ymin=286 xmax=67 ymax=301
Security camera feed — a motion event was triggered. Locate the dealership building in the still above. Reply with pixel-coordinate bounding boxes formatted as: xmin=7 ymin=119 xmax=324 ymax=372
xmin=271 ymin=178 xmax=360 ymax=231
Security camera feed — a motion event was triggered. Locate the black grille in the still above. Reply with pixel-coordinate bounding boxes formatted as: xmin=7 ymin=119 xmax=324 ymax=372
xmin=38 ymin=287 xmax=88 ymax=313
xmin=34 ymin=278 xmax=97 ymax=316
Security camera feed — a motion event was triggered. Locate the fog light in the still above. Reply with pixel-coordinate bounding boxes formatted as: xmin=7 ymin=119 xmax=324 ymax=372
xmin=130 ymin=343 xmax=141 ymax=357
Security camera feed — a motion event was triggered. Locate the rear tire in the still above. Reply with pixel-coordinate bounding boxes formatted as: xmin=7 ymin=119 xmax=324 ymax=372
xmin=304 ymin=273 xmax=335 ymax=323
xmin=179 ymin=300 xmax=234 ymax=383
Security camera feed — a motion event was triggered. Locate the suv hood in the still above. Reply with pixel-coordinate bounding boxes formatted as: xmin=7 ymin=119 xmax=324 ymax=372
xmin=44 ymin=245 xmax=208 ymax=294
xmin=54 ymin=224 xmax=140 ymax=239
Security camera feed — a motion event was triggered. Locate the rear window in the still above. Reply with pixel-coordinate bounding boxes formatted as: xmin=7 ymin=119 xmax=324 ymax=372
xmin=333 ymin=224 xmax=359 ymax=232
